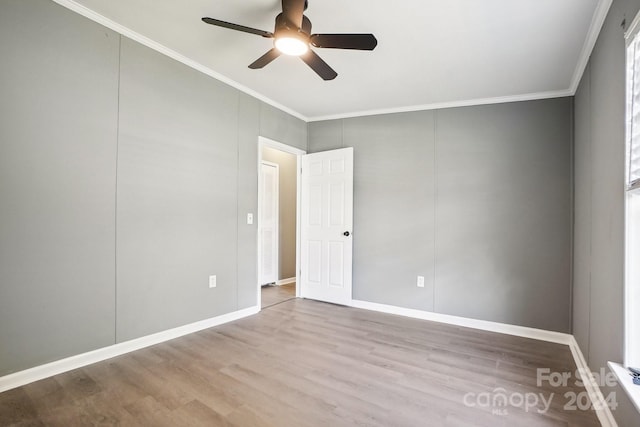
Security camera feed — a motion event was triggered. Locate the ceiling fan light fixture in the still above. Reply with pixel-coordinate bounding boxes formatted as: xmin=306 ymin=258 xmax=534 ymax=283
xmin=202 ymin=0 xmax=377 ymax=80
xmin=275 ymin=36 xmax=308 ymax=56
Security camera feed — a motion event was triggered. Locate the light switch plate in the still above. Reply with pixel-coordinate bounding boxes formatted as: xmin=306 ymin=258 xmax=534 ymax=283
xmin=209 ymin=275 xmax=217 ymax=288
xmin=247 ymin=213 xmax=253 ymax=225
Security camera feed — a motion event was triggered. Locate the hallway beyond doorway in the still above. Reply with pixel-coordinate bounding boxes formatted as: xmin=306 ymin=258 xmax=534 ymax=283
xmin=261 ymin=283 xmax=295 ymax=308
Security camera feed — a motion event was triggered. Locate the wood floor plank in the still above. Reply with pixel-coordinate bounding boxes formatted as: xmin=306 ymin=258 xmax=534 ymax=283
xmin=0 ymin=388 xmax=40 ymax=425
xmin=0 ymin=298 xmax=602 ymax=426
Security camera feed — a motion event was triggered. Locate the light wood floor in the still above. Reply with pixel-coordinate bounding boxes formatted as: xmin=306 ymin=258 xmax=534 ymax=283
xmin=0 ymin=298 xmax=600 ymax=426
xmin=261 ymin=283 xmax=296 ymax=308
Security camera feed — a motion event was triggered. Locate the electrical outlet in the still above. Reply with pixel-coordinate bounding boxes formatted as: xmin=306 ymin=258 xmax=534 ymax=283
xmin=209 ymin=275 xmax=217 ymax=288
xmin=417 ymin=276 xmax=425 ymax=288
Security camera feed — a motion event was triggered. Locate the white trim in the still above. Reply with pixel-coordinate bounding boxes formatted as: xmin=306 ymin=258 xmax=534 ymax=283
xmin=0 ymin=294 xmax=621 ymax=425
xmin=258 ymin=137 xmax=306 ymax=156
xmin=295 ymin=154 xmax=302 ymax=300
xmin=350 ymin=299 xmax=619 ymax=425
xmin=568 ymin=339 xmax=618 ymax=426
xmin=307 ymin=89 xmax=574 ymax=122
xmin=52 ymin=0 xmax=609 ymax=124
xmin=50 ymin=0 xmax=306 ymax=122
xmin=568 ymin=0 xmax=613 ymax=93
xmin=609 ymin=362 xmax=640 ymax=414
xmin=350 ymin=300 xmax=572 ymax=344
xmin=0 ymin=305 xmax=259 ymax=394
xmin=257 ymin=137 xmax=306 ymax=306
xmin=276 ymin=277 xmax=296 ymax=286
xmin=625 ymin=6 xmax=640 ymax=42
xmin=624 ymin=7 xmax=640 ymax=376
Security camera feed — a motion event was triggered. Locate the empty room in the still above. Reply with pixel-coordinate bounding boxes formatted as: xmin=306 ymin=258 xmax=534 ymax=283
xmin=1 ymin=0 xmax=640 ymax=425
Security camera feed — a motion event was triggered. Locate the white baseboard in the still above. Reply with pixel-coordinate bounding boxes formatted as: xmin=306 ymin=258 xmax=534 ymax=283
xmin=569 ymin=338 xmax=618 ymax=426
xmin=350 ymin=300 xmax=572 ymax=345
xmin=276 ymin=277 xmax=296 ymax=286
xmin=0 ymin=297 xmax=621 ymax=426
xmin=351 ymin=299 xmax=618 ymax=426
xmin=0 ymin=305 xmax=259 ymax=393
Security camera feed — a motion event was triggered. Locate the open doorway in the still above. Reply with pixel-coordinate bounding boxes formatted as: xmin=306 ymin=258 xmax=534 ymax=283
xmin=258 ymin=137 xmax=305 ymax=309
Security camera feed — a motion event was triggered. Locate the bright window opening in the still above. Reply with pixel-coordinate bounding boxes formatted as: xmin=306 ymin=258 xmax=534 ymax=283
xmin=625 ymin=20 xmax=640 ymax=369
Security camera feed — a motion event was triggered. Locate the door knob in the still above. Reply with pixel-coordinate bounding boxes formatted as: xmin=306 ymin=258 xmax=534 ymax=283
xmin=343 ymin=231 xmax=350 ymax=236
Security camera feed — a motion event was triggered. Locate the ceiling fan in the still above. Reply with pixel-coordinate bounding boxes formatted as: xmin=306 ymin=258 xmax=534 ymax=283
xmin=202 ymin=0 xmax=377 ymax=80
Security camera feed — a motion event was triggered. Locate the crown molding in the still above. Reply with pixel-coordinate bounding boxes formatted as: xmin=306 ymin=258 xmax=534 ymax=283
xmin=50 ymin=0 xmax=308 ymax=122
xmin=306 ymin=89 xmax=574 ymax=122
xmin=569 ymin=0 xmax=612 ymax=94
xmin=51 ymin=0 xmax=610 ymax=124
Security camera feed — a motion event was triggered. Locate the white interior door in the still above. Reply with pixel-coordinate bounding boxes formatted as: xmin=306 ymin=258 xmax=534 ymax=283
xmin=259 ymin=161 xmax=279 ymax=286
xmin=300 ymin=147 xmax=353 ymax=305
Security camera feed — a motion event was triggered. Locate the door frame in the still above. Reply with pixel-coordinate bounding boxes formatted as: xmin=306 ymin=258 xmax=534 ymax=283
xmin=257 ymin=136 xmax=306 ymax=309
xmin=259 ymin=160 xmax=279 ymax=286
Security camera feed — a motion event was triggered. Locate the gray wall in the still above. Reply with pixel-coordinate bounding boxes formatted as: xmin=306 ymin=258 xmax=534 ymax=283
xmin=573 ymin=0 xmax=640 ymax=424
xmin=309 ymin=98 xmax=573 ymax=332
xmin=115 ymin=38 xmax=241 ymax=341
xmin=4 ymin=4 xmax=639 ymax=422
xmin=0 ymin=0 xmax=119 ymax=376
xmin=262 ymin=146 xmax=298 ymax=281
xmin=0 ymin=0 xmax=306 ymax=375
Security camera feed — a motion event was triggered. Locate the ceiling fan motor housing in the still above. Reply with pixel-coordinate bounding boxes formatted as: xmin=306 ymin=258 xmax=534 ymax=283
xmin=275 ymin=13 xmax=312 ymax=38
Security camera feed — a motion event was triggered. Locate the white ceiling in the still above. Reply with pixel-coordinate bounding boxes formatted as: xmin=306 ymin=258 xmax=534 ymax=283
xmin=56 ymin=0 xmax=609 ymax=121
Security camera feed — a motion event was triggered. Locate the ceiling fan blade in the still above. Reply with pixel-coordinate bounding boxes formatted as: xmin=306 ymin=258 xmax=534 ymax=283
xmin=310 ymin=34 xmax=377 ymax=50
xmin=248 ymin=48 xmax=281 ymax=69
xmin=300 ymin=50 xmax=337 ymax=80
xmin=281 ymin=0 xmax=305 ymax=28
xmin=202 ymin=17 xmax=273 ymax=38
